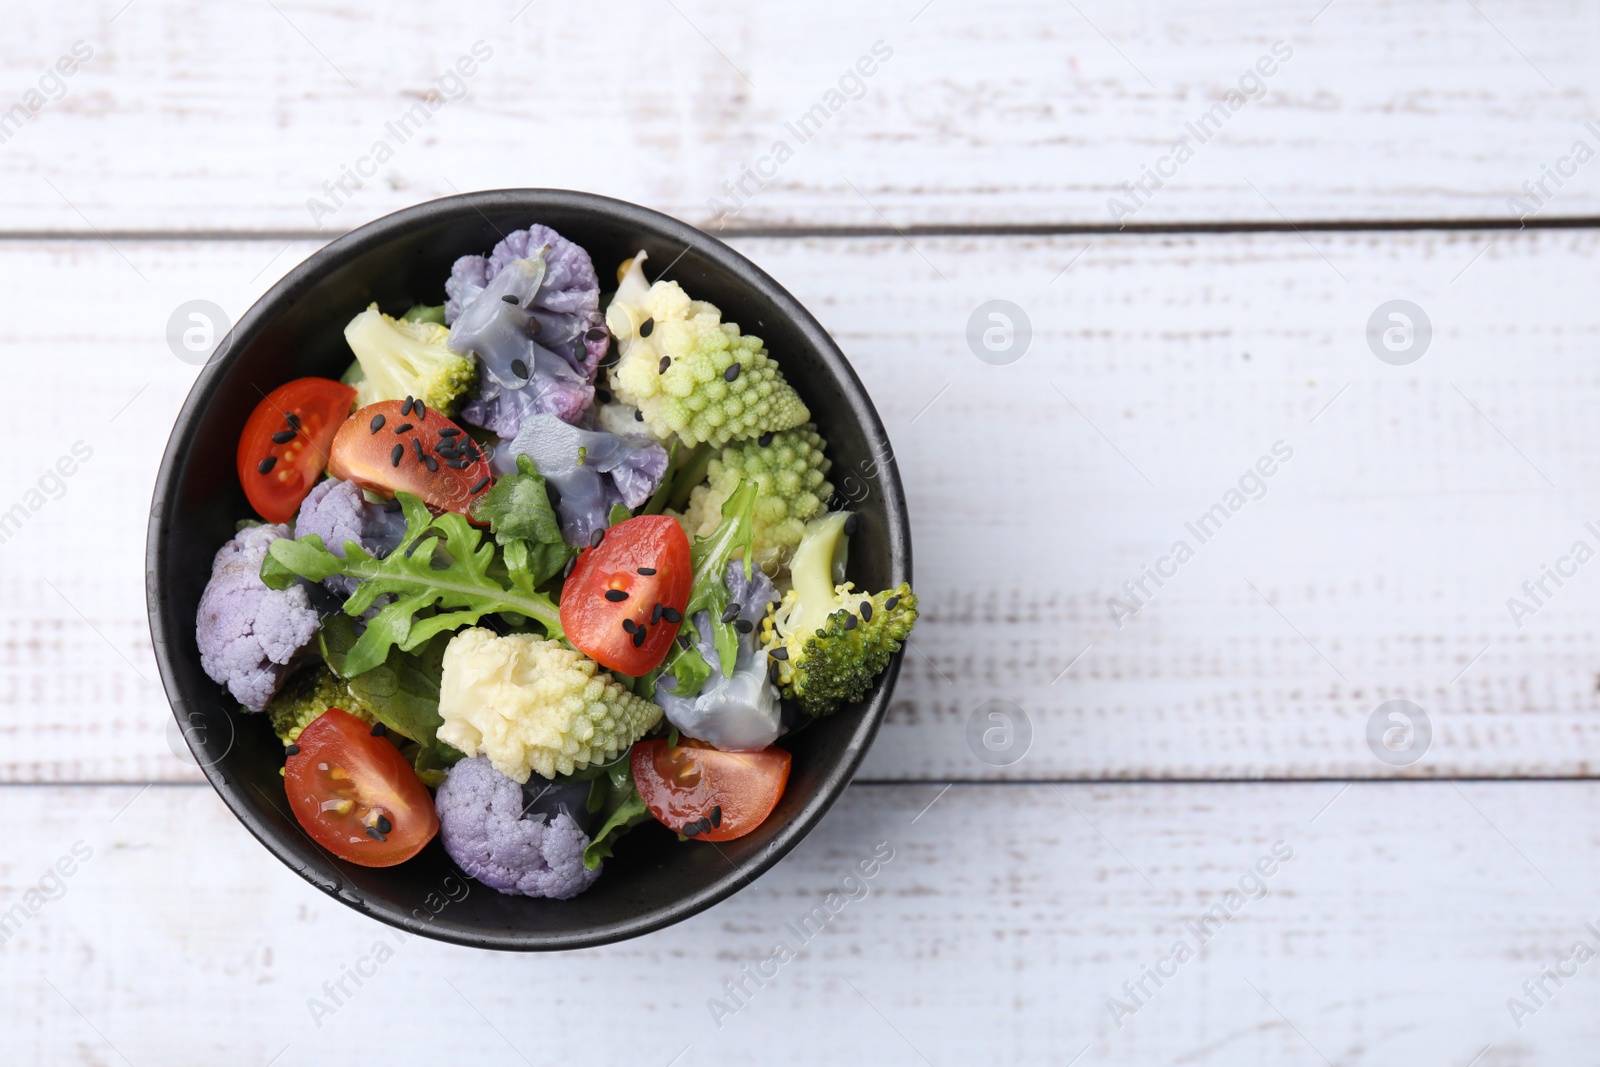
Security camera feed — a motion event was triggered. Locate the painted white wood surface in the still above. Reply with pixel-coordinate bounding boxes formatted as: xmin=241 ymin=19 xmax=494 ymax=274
xmin=8 ymin=230 xmax=1600 ymax=782
xmin=4 ymin=780 xmax=1600 ymax=1066
xmin=0 ymin=0 xmax=1596 ymax=231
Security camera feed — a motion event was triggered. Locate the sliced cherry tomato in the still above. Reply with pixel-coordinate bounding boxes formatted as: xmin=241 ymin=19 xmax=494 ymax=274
xmin=561 ymin=515 xmax=691 ymax=674
xmin=284 ymin=708 xmax=439 ymax=867
xmin=237 ymin=377 xmax=356 ymax=523
xmin=328 ymin=400 xmax=493 ymax=515
xmin=632 ymin=738 xmax=791 ymax=842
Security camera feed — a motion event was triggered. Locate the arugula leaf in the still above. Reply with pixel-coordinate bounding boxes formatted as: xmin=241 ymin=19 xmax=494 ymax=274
xmin=608 ymin=502 xmax=633 ymax=527
xmin=642 ymin=441 xmax=714 ymax=516
xmin=262 ymin=491 xmax=563 ymax=676
xmin=470 ymin=455 xmax=571 ymax=590
xmin=581 ymin=759 xmax=652 ymax=870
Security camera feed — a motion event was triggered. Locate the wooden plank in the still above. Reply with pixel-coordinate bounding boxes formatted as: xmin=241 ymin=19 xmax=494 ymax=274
xmin=9 ymin=229 xmax=1600 ymax=783
xmin=3 ymin=780 xmax=1598 ymax=1064
xmin=0 ymin=0 xmax=1596 ymax=231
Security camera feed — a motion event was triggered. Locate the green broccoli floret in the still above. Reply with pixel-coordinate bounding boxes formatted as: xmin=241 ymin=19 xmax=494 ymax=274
xmin=263 ymin=663 xmax=377 ymax=745
xmin=604 ymin=252 xmax=810 ymax=448
xmin=343 ymin=303 xmax=478 ymax=417
xmin=759 ymin=511 xmax=919 ymax=717
xmin=682 ymin=424 xmax=833 ymax=574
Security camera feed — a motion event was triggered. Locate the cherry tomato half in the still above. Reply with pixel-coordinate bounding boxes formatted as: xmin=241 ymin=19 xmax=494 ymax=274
xmin=561 ymin=515 xmax=691 ymax=675
xmin=237 ymin=377 xmax=356 ymax=523
xmin=285 ymin=709 xmax=439 ymax=867
xmin=631 ymin=738 xmax=791 ymax=842
xmin=328 ymin=400 xmax=493 ymax=515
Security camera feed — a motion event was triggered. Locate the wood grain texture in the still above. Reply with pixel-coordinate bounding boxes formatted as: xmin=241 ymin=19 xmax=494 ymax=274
xmin=0 ymin=0 xmax=1595 ymax=231
xmin=3 ymin=781 xmax=1598 ymax=1065
xmin=8 ymin=229 xmax=1600 ymax=782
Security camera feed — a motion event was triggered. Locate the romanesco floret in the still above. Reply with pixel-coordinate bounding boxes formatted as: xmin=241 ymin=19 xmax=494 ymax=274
xmin=604 ymin=251 xmax=810 ymax=448
xmin=343 ymin=304 xmax=478 ymax=417
xmin=760 ymin=512 xmax=919 ymax=717
xmin=436 ymin=628 xmax=662 ymax=783
xmin=263 ymin=663 xmax=376 ymax=745
xmin=683 ymin=424 xmax=833 ymax=574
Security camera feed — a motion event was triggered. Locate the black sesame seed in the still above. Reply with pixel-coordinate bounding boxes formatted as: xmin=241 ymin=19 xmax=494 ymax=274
xmin=710 ymin=805 xmax=722 ymax=828
xmin=413 ymin=439 xmax=426 ymax=462
xmin=637 ymin=566 xmax=656 ymax=576
xmin=677 ymin=634 xmax=692 ymax=651
xmin=369 ymin=413 xmax=386 ymax=433
xmin=446 ymin=459 xmax=469 ymax=470
xmin=423 ymin=455 xmax=439 ymax=472
xmin=758 ymin=432 xmax=773 ymax=447
xmin=885 ymin=596 xmax=900 ymax=611
xmin=721 ymin=605 xmax=740 ymax=624
xmin=632 ymin=628 xmax=646 ymax=648
xmin=526 ymin=317 xmax=541 ymax=337
xmin=586 ymin=327 xmax=607 ymax=342
xmin=285 ymin=413 xmax=301 ymax=430
xmin=844 ymin=614 xmax=858 ymax=631
xmin=723 ymin=363 xmax=740 ymax=382
xmin=634 ymin=410 xmax=644 ymax=422
xmin=470 ymin=476 xmax=491 ymax=494
xmin=563 ymin=556 xmax=576 ymax=579
xmin=658 ymin=356 xmax=671 ymax=375
xmin=651 ymin=604 xmax=663 ymax=625
xmin=699 ymin=816 xmax=713 ymax=833
xmin=271 ymin=429 xmax=295 ymax=444
xmin=683 ymin=820 xmax=702 ymax=837
xmin=511 ymin=358 xmax=529 ymax=380
xmin=257 ymin=456 xmax=277 ymax=474
xmin=375 ymin=815 xmax=393 ymax=835
xmin=414 ymin=400 xmax=426 ymax=420
xmin=639 ymin=317 xmax=654 ymax=338
xmin=365 ymin=827 xmax=388 ymax=842
xmin=501 ymin=294 xmax=520 ymax=304
xmin=370 ymin=722 xmax=386 ymax=736
xmin=394 ymin=423 xmax=413 ymax=434
xmin=768 ymin=658 xmax=782 ymax=684
xmin=661 ymin=606 xmax=682 ymax=624
xmin=285 ymin=744 xmax=300 ymax=756
xmin=596 ymin=389 xmax=612 ymax=404
xmin=861 ymin=601 xmax=873 ymax=622
xmin=770 ymin=646 xmax=788 ymax=661
xmin=590 ymin=529 xmax=605 ymax=547
xmin=390 ymin=444 xmax=404 ymax=467
xmin=621 ymin=619 xmax=638 ymax=635
xmin=464 ymin=443 xmax=482 ymax=461
xmin=844 ymin=513 xmax=859 ymax=537
xmin=604 ymin=589 xmax=629 ymax=603
xmin=438 ymin=427 xmax=461 ymax=437
xmin=384 ymin=497 xmax=402 ymax=512
xmin=734 ymin=618 xmax=754 ymax=634
xmin=401 ymin=396 xmax=415 ymax=416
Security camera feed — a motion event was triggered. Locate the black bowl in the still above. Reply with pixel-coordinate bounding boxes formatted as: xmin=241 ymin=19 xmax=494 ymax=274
xmin=144 ymin=190 xmax=912 ymax=950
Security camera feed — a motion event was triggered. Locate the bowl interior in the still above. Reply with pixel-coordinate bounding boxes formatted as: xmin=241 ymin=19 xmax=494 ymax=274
xmin=146 ymin=190 xmax=910 ymax=950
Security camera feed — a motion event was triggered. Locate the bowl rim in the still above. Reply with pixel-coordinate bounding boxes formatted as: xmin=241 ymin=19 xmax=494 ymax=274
xmin=144 ymin=189 xmax=913 ymax=951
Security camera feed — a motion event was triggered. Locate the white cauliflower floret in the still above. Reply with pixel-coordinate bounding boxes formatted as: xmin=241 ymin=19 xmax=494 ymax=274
xmin=436 ymin=628 xmax=661 ymax=783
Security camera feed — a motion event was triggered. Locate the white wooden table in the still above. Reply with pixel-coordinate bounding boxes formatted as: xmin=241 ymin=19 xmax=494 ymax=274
xmin=4 ymin=1 xmax=1598 ymax=1063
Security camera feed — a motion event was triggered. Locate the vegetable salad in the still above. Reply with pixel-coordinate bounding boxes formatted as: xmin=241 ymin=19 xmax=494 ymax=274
xmin=193 ymin=225 xmax=918 ymax=899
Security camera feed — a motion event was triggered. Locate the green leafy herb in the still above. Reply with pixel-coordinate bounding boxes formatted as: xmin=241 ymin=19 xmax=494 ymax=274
xmin=608 ymin=502 xmax=633 ymax=527
xmin=643 ymin=441 xmax=714 ymax=516
xmin=581 ymin=759 xmax=652 ymax=870
xmin=261 ymin=491 xmax=563 ymax=676
xmin=470 ymin=454 xmax=572 ymax=591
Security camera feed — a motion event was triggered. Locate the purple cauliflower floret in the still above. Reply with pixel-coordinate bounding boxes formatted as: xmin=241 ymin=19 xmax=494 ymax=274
xmin=446 ymin=225 xmax=608 ymax=439
xmin=435 ymin=756 xmax=602 ymax=899
xmin=195 ymin=523 xmax=320 ymax=712
xmin=495 ymin=413 xmax=669 ymax=547
xmin=292 ymin=478 xmax=407 ymax=597
xmin=657 ymin=564 xmax=782 ymax=751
